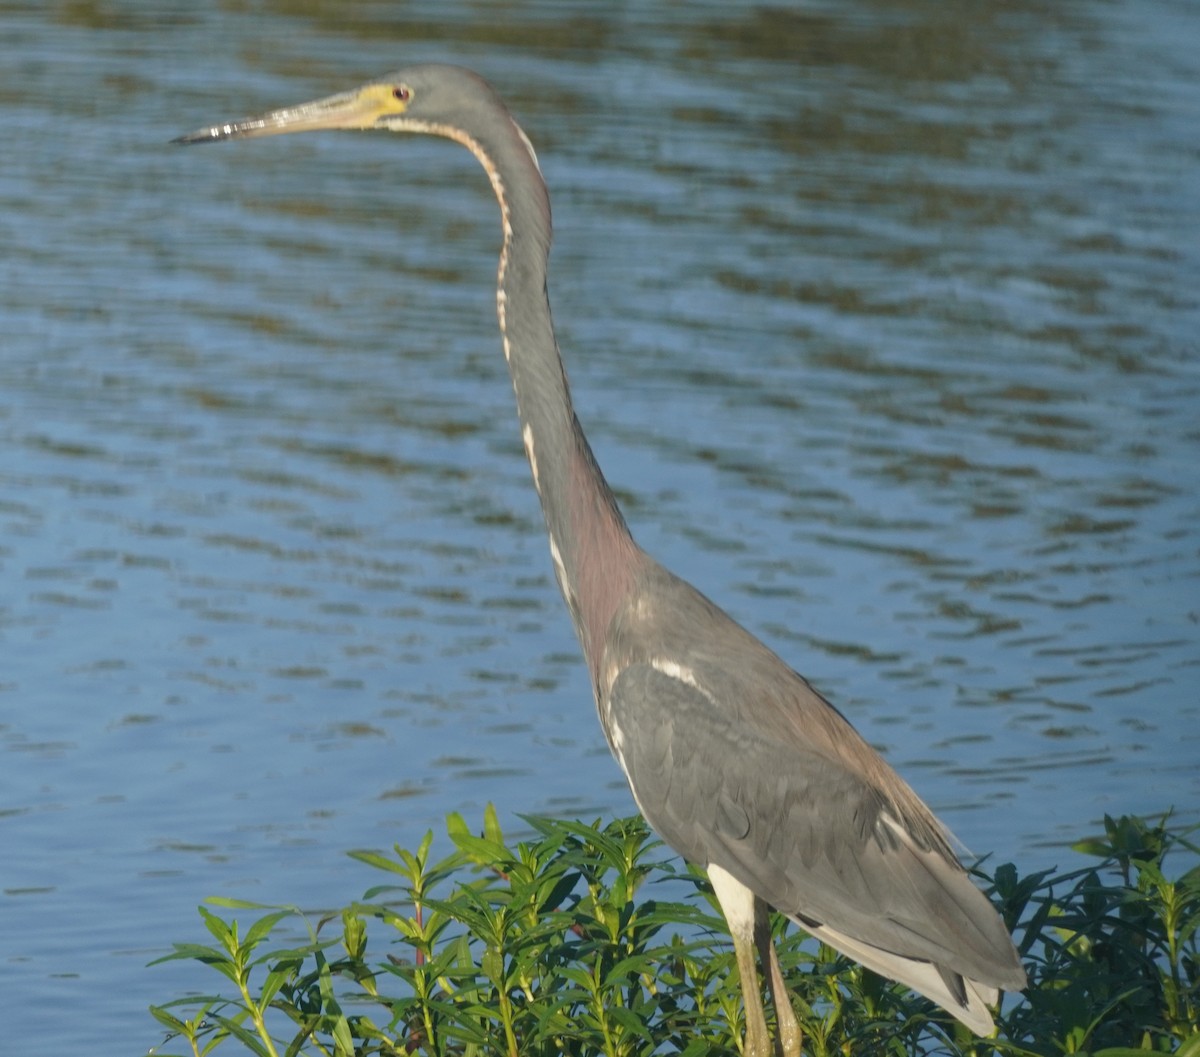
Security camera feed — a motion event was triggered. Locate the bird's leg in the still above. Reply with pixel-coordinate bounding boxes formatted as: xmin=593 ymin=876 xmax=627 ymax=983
xmin=754 ymin=900 xmax=802 ymax=1057
xmin=711 ymin=866 xmax=773 ymax=1057
xmin=731 ymin=927 xmax=773 ymax=1057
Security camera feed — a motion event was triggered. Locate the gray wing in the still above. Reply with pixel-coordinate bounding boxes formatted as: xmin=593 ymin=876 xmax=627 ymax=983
xmin=606 ymin=661 xmax=1022 ymax=985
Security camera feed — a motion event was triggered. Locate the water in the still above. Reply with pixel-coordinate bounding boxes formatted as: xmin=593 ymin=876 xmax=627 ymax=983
xmin=1 ymin=1 xmax=1197 ymax=1052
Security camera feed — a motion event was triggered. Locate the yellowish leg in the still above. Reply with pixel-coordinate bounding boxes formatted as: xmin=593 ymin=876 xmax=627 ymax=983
xmin=755 ymin=901 xmax=802 ymax=1057
xmin=731 ymin=927 xmax=773 ymax=1057
xmin=710 ymin=865 xmax=773 ymax=1057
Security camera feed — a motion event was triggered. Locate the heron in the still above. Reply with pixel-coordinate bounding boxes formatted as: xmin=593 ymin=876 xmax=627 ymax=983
xmin=175 ymin=65 xmax=1026 ymax=1056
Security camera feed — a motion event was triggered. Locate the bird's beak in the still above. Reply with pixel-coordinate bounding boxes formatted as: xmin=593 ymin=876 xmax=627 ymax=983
xmin=172 ymin=83 xmax=407 ymax=145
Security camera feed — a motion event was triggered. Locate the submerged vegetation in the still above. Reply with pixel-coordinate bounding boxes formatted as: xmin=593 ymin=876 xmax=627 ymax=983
xmin=148 ymin=810 xmax=1199 ymax=1057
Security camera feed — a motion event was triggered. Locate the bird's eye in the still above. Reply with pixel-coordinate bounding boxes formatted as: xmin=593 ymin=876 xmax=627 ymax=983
xmin=393 ymin=86 xmax=411 ymax=102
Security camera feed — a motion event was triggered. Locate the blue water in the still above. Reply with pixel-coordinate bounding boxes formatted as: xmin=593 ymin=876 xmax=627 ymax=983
xmin=1 ymin=2 xmax=1197 ymax=1053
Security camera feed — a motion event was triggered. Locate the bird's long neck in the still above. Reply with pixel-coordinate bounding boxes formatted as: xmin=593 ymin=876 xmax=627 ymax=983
xmin=459 ymin=118 xmax=642 ymax=677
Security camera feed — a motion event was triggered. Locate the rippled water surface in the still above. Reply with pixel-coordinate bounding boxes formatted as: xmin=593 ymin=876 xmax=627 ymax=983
xmin=2 ymin=2 xmax=1197 ymax=1052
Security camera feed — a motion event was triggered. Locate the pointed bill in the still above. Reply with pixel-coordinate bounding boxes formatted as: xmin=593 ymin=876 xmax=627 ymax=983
xmin=172 ymin=84 xmax=406 ymax=145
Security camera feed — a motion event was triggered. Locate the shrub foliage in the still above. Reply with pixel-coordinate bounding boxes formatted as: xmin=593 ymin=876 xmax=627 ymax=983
xmin=148 ymin=810 xmax=1199 ymax=1057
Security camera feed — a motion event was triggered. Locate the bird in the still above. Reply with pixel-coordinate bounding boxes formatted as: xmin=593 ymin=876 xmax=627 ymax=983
xmin=175 ymin=64 xmax=1027 ymax=1057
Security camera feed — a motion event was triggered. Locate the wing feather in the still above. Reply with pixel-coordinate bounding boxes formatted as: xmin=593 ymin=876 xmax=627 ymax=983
xmin=605 ymin=662 xmax=1024 ymax=993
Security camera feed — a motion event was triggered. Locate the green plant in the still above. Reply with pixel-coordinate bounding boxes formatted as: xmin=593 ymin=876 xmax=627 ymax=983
xmin=991 ymin=812 xmax=1200 ymax=1056
xmin=149 ymin=811 xmax=1200 ymax=1057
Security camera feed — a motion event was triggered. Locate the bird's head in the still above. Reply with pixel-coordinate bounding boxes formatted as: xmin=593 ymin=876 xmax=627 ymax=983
xmin=173 ymin=64 xmax=519 ymax=149
xmin=173 ymin=63 xmax=549 ymax=249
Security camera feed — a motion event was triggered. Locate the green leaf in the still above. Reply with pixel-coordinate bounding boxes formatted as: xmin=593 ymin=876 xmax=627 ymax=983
xmin=358 ymin=883 xmax=408 ymax=901
xmin=208 ymin=1012 xmax=271 ymax=1057
xmin=342 ymin=908 xmax=367 ymax=959
xmin=205 ymin=896 xmax=281 ymax=911
xmin=537 ymin=867 xmax=580 ymax=916
xmin=148 ymin=1005 xmax=188 ymax=1033
xmin=1072 ymin=836 xmax=1115 ymax=858
xmin=199 ymin=906 xmax=235 ymax=949
xmin=449 ymin=829 xmax=510 ymax=868
xmin=446 ymin=810 xmax=470 ymax=839
xmin=483 ymin=801 xmax=504 ymax=845
xmin=244 ymin=910 xmax=294 ymax=951
xmin=147 ymin=942 xmax=230 ymax=968
xmin=605 ymin=1004 xmax=654 ymax=1041
xmin=347 ymin=848 xmax=407 ymax=874
xmin=481 ymin=945 xmax=505 ymax=984
xmin=331 ymin=1017 xmax=354 ymax=1055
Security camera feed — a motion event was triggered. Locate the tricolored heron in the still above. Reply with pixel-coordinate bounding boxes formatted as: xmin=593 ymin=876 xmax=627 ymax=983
xmin=176 ymin=65 xmax=1026 ymax=1056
